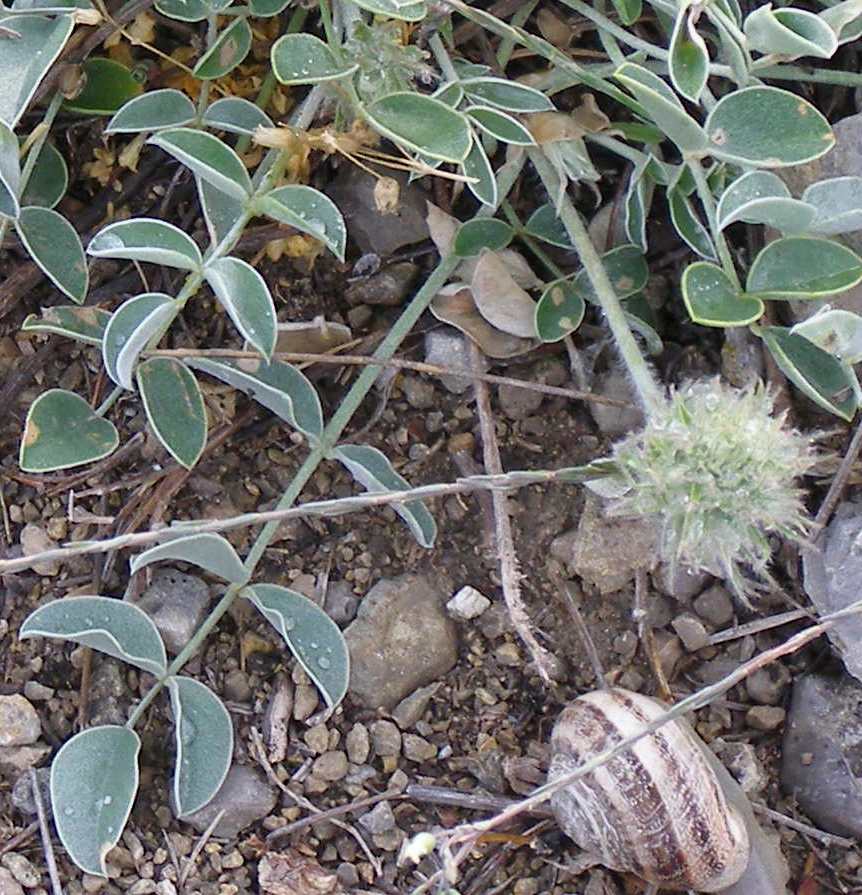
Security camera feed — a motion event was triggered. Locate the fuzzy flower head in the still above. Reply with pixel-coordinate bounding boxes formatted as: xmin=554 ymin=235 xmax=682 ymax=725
xmin=607 ymin=378 xmax=815 ymax=600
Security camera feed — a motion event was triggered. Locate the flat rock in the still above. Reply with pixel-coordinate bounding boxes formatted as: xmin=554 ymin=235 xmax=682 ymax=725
xmin=345 ymin=574 xmax=458 ymax=709
xmin=10 ymin=767 xmax=51 ymax=815
xmin=802 ymin=499 xmax=862 ymax=683
xmin=0 ymin=743 xmax=51 ymax=776
xmin=781 ymin=673 xmax=862 ymax=837
xmin=569 ymin=495 xmax=658 ymax=594
xmin=325 ymin=167 xmax=429 ymax=256
xmin=135 ymin=568 xmax=211 ymax=655
xmin=423 ymin=330 xmax=472 ymax=394
xmin=184 ymin=765 xmax=277 ymax=837
xmin=446 ymin=586 xmax=491 ymax=621
xmin=19 ymin=525 xmax=59 ymax=577
xmin=0 ymin=696 xmax=41 ymax=747
xmin=588 ymin=370 xmax=644 ymax=438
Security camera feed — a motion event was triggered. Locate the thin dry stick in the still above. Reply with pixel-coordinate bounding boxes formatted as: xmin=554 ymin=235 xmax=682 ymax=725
xmin=0 ymin=822 xmax=39 ymax=856
xmin=752 ymin=804 xmax=854 ymax=849
xmin=470 ymin=342 xmax=558 ymax=685
xmin=560 ymin=582 xmax=607 ymax=689
xmin=178 ymin=809 xmax=225 ymax=888
xmin=707 ymin=608 xmax=808 ymax=646
xmin=634 ymin=567 xmax=671 ymax=701
xmin=144 ymin=348 xmax=630 ymax=408
xmin=413 ymin=598 xmax=862 ymax=893
xmin=812 ymin=413 xmax=862 ymax=532
xmin=31 ymin=770 xmax=63 ymax=895
xmin=0 ymin=468 xmax=581 ymax=574
xmin=249 ymin=729 xmax=382 ymax=876
xmin=267 ymin=790 xmax=406 ymax=842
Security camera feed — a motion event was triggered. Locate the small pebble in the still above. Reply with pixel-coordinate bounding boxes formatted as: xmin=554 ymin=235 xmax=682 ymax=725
xmin=494 ymin=642 xmax=522 ymax=667
xmin=746 ymin=664 xmax=791 ymax=706
xmin=1 ymin=855 xmax=39 ymax=888
xmin=222 ymin=669 xmax=252 ymax=703
xmin=0 ymin=869 xmax=23 ymax=895
xmin=312 ymin=751 xmax=349 ymax=781
xmin=22 ymin=682 xmax=53 ymax=702
xmin=402 ymin=734 xmax=436 ymax=763
xmin=392 ymin=683 xmax=438 ymax=730
xmin=81 ymin=874 xmax=106 ymax=894
xmin=370 ymin=720 xmax=401 ymax=757
xmin=359 ymin=801 xmax=396 ymax=835
xmin=446 ymin=586 xmax=491 ymax=621
xmin=304 ymin=724 xmax=330 ymax=755
xmin=747 ymin=706 xmax=786 ymax=731
xmin=345 ymin=723 xmax=370 ymax=764
xmin=336 ymin=863 xmax=359 ymax=888
xmin=293 ymin=684 xmax=319 ymax=721
xmin=693 ymin=584 xmax=735 ymax=627
xmin=402 ymin=376 xmax=436 ymax=409
xmin=10 ymin=767 xmax=50 ymax=816
xmin=671 ymin=614 xmax=710 ymax=652
xmin=19 ymin=524 xmax=60 ymax=576
xmin=0 ymin=696 xmax=41 ymax=747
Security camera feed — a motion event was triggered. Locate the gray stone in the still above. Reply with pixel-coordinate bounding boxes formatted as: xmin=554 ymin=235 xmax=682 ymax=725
xmin=345 ymin=723 xmax=370 ymax=764
xmin=497 ymin=372 xmax=543 ymax=420
xmin=716 ymin=741 xmax=767 ymax=795
xmin=223 ymin=669 xmax=252 ymax=703
xmin=570 ymin=495 xmax=658 ymax=594
xmin=10 ymin=767 xmax=50 ymax=815
xmin=402 ymin=733 xmax=436 ymax=763
xmin=19 ymin=524 xmax=59 ymax=576
xmin=693 ymin=584 xmax=735 ymax=627
xmin=401 ymin=376 xmax=436 ymax=409
xmin=781 ymin=673 xmax=862 ymax=837
xmin=588 ymin=370 xmax=644 ymax=438
xmin=721 ymin=326 xmax=765 ymax=391
xmin=358 ymin=801 xmax=396 ymax=835
xmin=424 ymin=330 xmax=472 ymax=394
xmin=1 ymin=854 xmax=39 ymax=888
xmin=135 ymin=569 xmax=210 ymax=655
xmin=345 ymin=262 xmax=418 ymax=307
xmin=324 ymin=580 xmax=358 ymax=626
xmin=392 ymin=683 xmax=439 ymax=729
xmin=655 ymin=562 xmax=711 ymax=602
xmin=345 ymin=574 xmax=458 ymax=709
xmin=370 ymin=720 xmax=401 ymax=757
xmin=0 ymin=744 xmax=51 ymax=776
xmin=88 ymin=658 xmax=131 ymax=727
xmin=745 ymin=664 xmax=791 ymax=706
xmin=0 ymin=869 xmax=23 ymax=895
xmin=446 ymin=586 xmax=491 ymax=621
xmin=22 ymin=681 xmax=53 ymax=702
xmin=312 ymin=751 xmax=348 ymax=781
xmin=802 ymin=499 xmax=862 ymax=683
xmin=0 ymin=696 xmax=40 ymax=746
xmin=671 ymin=614 xmax=710 ymax=652
xmin=325 ymin=167 xmax=429 ymax=256
xmin=184 ymin=765 xmax=277 ymax=837
xmin=746 ymin=706 xmax=785 ymax=732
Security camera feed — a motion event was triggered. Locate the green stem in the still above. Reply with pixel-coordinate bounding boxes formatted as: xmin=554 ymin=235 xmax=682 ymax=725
xmin=126 ymin=152 xmax=527 ymax=728
xmin=686 ymin=157 xmax=739 ymax=290
xmin=429 ymin=32 xmax=458 ymax=82
xmin=0 ymin=91 xmax=65 ymax=247
xmin=196 ymin=14 xmax=218 ymax=118
xmin=556 ymin=0 xmax=669 ymax=61
xmin=497 ymin=0 xmax=538 ymax=68
xmin=96 ymin=385 xmax=123 ymax=417
xmin=501 ymin=201 xmax=564 ymax=281
xmin=528 ymin=147 xmax=664 ymax=414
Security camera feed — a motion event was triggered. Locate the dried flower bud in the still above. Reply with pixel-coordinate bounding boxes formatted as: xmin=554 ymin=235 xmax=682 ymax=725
xmin=374 ymin=176 xmax=400 ymax=215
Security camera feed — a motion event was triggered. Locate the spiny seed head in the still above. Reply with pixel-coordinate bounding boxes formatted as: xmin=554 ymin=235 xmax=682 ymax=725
xmin=608 ymin=378 xmax=815 ymax=600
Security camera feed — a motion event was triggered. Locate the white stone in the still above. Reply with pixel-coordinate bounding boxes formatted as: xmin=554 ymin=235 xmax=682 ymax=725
xmin=446 ymin=586 xmax=491 ymax=621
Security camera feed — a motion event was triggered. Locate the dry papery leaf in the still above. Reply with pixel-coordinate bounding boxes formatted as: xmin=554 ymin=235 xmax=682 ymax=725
xmin=258 ymin=851 xmax=342 ymax=895
xmin=425 ymin=202 xmax=541 ymax=289
xmin=430 ymin=283 xmax=537 ymax=358
xmin=273 ymin=318 xmax=352 ymax=354
xmin=470 ymin=249 xmax=536 ymax=338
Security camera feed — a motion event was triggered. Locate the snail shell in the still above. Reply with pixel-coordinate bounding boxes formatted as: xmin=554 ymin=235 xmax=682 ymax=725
xmin=549 ymin=688 xmax=750 ymax=892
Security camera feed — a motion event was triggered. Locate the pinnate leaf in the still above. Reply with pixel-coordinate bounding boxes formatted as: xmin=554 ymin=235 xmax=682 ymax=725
xmin=148 ymin=129 xmax=252 ymax=201
xmin=334 ymin=443 xmax=437 ymax=548
xmin=204 ymin=257 xmax=277 ymax=359
xmin=131 ymin=533 xmax=247 ymax=583
xmin=20 ymin=389 xmax=118 ymax=472
xmin=168 ymin=677 xmax=233 ymax=816
xmin=244 ymin=583 xmax=349 ymax=711
xmin=137 ymin=357 xmax=207 ymax=469
xmin=50 ymin=726 xmax=140 ymax=876
xmin=16 ymin=206 xmax=88 ymax=302
xmin=186 ymin=357 xmax=324 ymax=440
xmin=258 ymin=185 xmax=346 ymax=261
xmin=20 ymin=596 xmax=167 ymax=675
xmin=106 ymin=90 xmax=196 ymax=133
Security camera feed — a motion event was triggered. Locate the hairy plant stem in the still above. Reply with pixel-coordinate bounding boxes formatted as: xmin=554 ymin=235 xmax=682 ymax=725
xmin=686 ymin=156 xmax=740 ymax=289
xmin=127 ymin=151 xmax=527 ymax=729
xmin=0 ymin=91 xmax=64 ymax=250
xmin=528 ymin=147 xmax=664 ymax=414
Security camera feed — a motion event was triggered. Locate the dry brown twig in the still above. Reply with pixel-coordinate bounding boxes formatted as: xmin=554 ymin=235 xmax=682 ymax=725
xmin=469 ymin=342 xmax=559 ymax=685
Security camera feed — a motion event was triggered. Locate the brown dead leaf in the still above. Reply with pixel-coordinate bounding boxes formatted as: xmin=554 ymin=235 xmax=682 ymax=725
xmin=470 ymin=249 xmax=537 ymax=338
xmin=258 ymin=851 xmax=342 ymax=895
